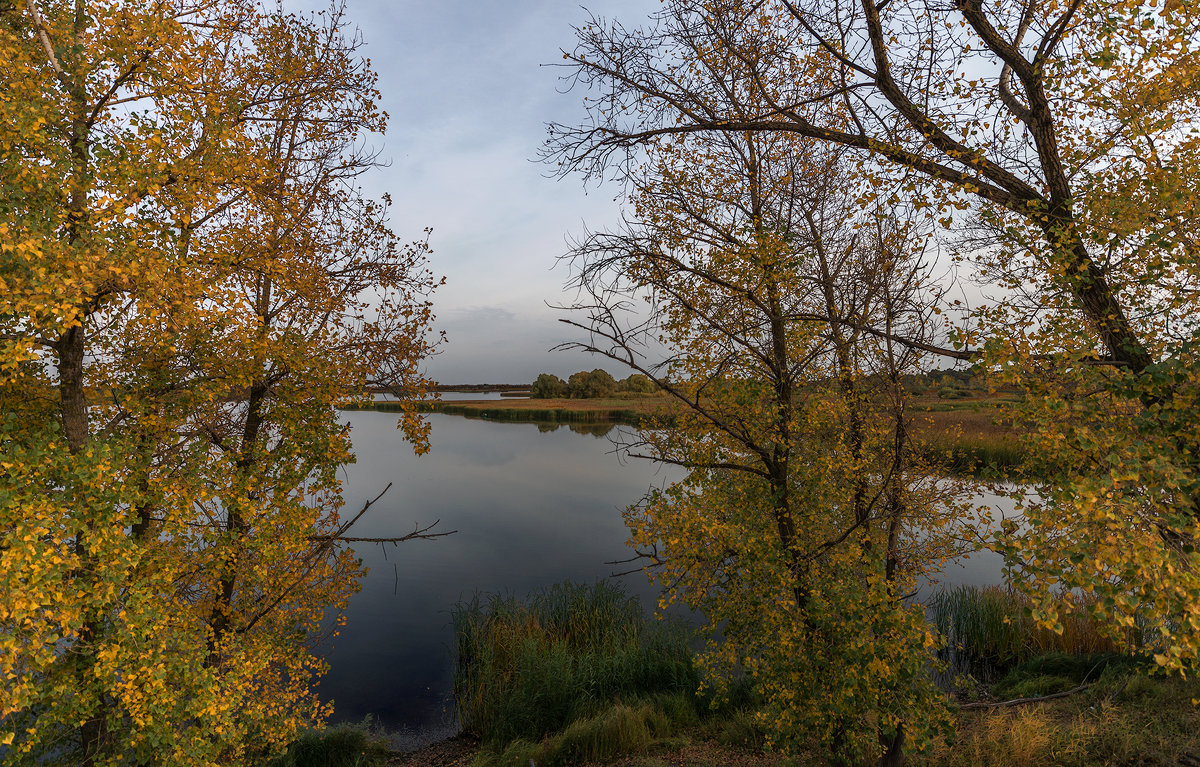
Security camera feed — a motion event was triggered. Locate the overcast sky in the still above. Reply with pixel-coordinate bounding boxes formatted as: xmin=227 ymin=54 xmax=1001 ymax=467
xmin=299 ymin=1 xmax=661 ymax=383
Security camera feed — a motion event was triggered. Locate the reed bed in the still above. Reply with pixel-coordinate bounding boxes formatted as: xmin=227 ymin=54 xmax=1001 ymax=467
xmin=345 ymin=400 xmax=665 ymax=426
xmin=451 ymin=580 xmax=698 ymax=747
xmin=927 ymin=585 xmax=1132 ymax=678
xmin=917 ymin=435 xmax=1024 ymax=476
xmin=912 ymin=409 xmax=1024 ymax=476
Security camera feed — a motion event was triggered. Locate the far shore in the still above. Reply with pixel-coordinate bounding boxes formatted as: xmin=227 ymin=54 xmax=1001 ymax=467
xmin=343 ymin=389 xmax=1025 ymax=475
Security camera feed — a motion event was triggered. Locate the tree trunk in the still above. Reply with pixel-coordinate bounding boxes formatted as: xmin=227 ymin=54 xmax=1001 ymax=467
xmin=877 ymin=724 xmax=905 ymax=767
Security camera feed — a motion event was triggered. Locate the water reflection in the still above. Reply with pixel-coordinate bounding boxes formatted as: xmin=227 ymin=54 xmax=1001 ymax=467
xmin=321 ymin=412 xmax=676 ymax=744
xmin=372 ymin=391 xmax=528 ymax=402
xmin=323 ymin=411 xmax=1014 ymax=746
xmin=535 ymin=421 xmax=616 ymax=437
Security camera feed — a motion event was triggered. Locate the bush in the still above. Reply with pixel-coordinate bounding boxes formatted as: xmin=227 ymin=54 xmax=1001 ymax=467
xmin=567 ymin=369 xmax=617 ymax=398
xmin=530 ymin=373 xmax=568 ymax=398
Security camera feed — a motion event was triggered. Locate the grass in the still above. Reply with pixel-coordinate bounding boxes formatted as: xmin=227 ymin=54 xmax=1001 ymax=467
xmin=910 ymin=409 xmax=1023 ymax=476
xmin=914 ymin=666 xmax=1200 ymax=767
xmin=471 ymin=698 xmax=687 ymax=767
xmin=457 ymin=664 xmax=1200 ymax=766
xmin=452 ymin=580 xmax=700 ymax=756
xmin=268 ymin=720 xmax=391 ymax=767
xmin=927 ymin=585 xmax=1137 ymax=681
xmin=417 ymin=578 xmax=1198 ymax=766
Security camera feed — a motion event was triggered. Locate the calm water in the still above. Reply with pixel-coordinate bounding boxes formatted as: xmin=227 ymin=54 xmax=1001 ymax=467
xmin=320 ymin=410 xmax=1015 ymax=745
xmin=321 ymin=412 xmax=678 ymax=744
xmin=372 ymin=391 xmax=527 ymax=401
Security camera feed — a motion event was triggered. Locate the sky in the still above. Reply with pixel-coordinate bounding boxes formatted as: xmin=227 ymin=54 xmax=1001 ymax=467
xmin=297 ymin=1 xmax=662 ymax=384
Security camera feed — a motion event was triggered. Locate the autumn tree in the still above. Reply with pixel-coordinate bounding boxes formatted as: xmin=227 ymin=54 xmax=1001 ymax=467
xmin=549 ymin=0 xmax=1200 ymax=689
xmin=0 ymin=2 xmax=440 ymax=764
xmin=531 ymin=372 xmax=568 ymax=398
xmin=556 ymin=61 xmax=972 ymax=759
xmin=567 ymin=368 xmax=617 ymax=398
xmin=617 ymin=373 xmax=654 ymax=393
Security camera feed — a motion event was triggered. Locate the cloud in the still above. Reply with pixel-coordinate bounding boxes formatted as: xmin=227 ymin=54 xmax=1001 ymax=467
xmin=286 ymin=0 xmax=663 ymax=382
xmin=440 ymin=305 xmax=517 ymax=329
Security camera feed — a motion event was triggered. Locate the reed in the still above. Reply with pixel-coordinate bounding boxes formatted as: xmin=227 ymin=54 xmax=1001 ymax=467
xmin=917 ymin=434 xmax=1024 ymax=477
xmin=927 ymin=585 xmax=1129 ymax=679
xmin=268 ymin=721 xmax=390 ymax=767
xmin=451 ymin=580 xmax=699 ymax=747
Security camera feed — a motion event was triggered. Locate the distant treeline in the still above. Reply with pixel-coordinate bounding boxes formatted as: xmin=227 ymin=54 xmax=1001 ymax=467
xmin=528 ymin=368 xmax=1001 ymax=400
xmin=526 ymin=368 xmax=997 ymax=401
xmin=903 ymin=369 xmax=1006 ymax=399
xmin=434 ymin=383 xmax=530 ymax=392
xmin=530 ymin=370 xmax=658 ymax=399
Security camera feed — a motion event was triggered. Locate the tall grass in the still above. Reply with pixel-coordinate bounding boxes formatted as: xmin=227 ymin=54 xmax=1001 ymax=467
xmin=268 ymin=721 xmax=391 ymax=767
xmin=919 ymin=435 xmax=1024 ymax=476
xmin=451 ymin=580 xmax=699 ymax=747
xmin=911 ymin=407 xmax=1025 ymax=476
xmin=916 ymin=672 xmax=1200 ymax=767
xmin=927 ymin=585 xmax=1129 ymax=678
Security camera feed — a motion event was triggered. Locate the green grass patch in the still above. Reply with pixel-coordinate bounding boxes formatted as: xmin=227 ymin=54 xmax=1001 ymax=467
xmin=453 ymin=580 xmax=701 ymax=761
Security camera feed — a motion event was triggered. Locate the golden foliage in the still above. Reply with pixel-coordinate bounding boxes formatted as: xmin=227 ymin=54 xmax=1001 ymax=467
xmin=561 ymin=80 xmax=972 ymax=759
xmin=549 ymin=0 xmax=1200 ymax=718
xmin=0 ymin=2 xmax=439 ymax=764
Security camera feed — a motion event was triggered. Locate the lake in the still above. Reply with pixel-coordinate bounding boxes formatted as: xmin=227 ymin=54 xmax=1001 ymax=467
xmin=320 ymin=409 xmax=1014 ymax=746
xmin=320 ymin=411 xmax=680 ymax=745
xmin=372 ymin=391 xmax=527 ymax=401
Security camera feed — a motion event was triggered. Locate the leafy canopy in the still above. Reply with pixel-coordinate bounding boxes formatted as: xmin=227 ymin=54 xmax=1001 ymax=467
xmin=0 ymin=2 xmax=440 ymax=764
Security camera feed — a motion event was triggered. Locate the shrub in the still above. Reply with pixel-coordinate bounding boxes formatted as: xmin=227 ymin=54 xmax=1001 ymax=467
xmin=567 ymin=369 xmax=617 ymax=398
xmin=530 ymin=373 xmax=568 ymax=398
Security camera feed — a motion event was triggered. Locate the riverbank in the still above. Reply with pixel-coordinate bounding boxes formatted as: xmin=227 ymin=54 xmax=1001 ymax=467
xmin=343 ymin=392 xmax=1025 ymax=475
xmin=280 ymin=581 xmax=1200 ymax=766
xmin=345 ymin=395 xmax=669 ymax=425
xmin=294 ymin=668 xmax=1200 ymax=767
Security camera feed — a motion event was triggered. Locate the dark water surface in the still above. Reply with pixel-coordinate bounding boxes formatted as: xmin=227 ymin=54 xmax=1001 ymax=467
xmin=320 ymin=412 xmax=678 ymax=743
xmin=319 ymin=410 xmax=1015 ymax=745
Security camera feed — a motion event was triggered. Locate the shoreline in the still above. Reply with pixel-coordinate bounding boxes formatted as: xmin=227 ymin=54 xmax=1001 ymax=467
xmin=342 ymin=394 xmax=1026 ymax=475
